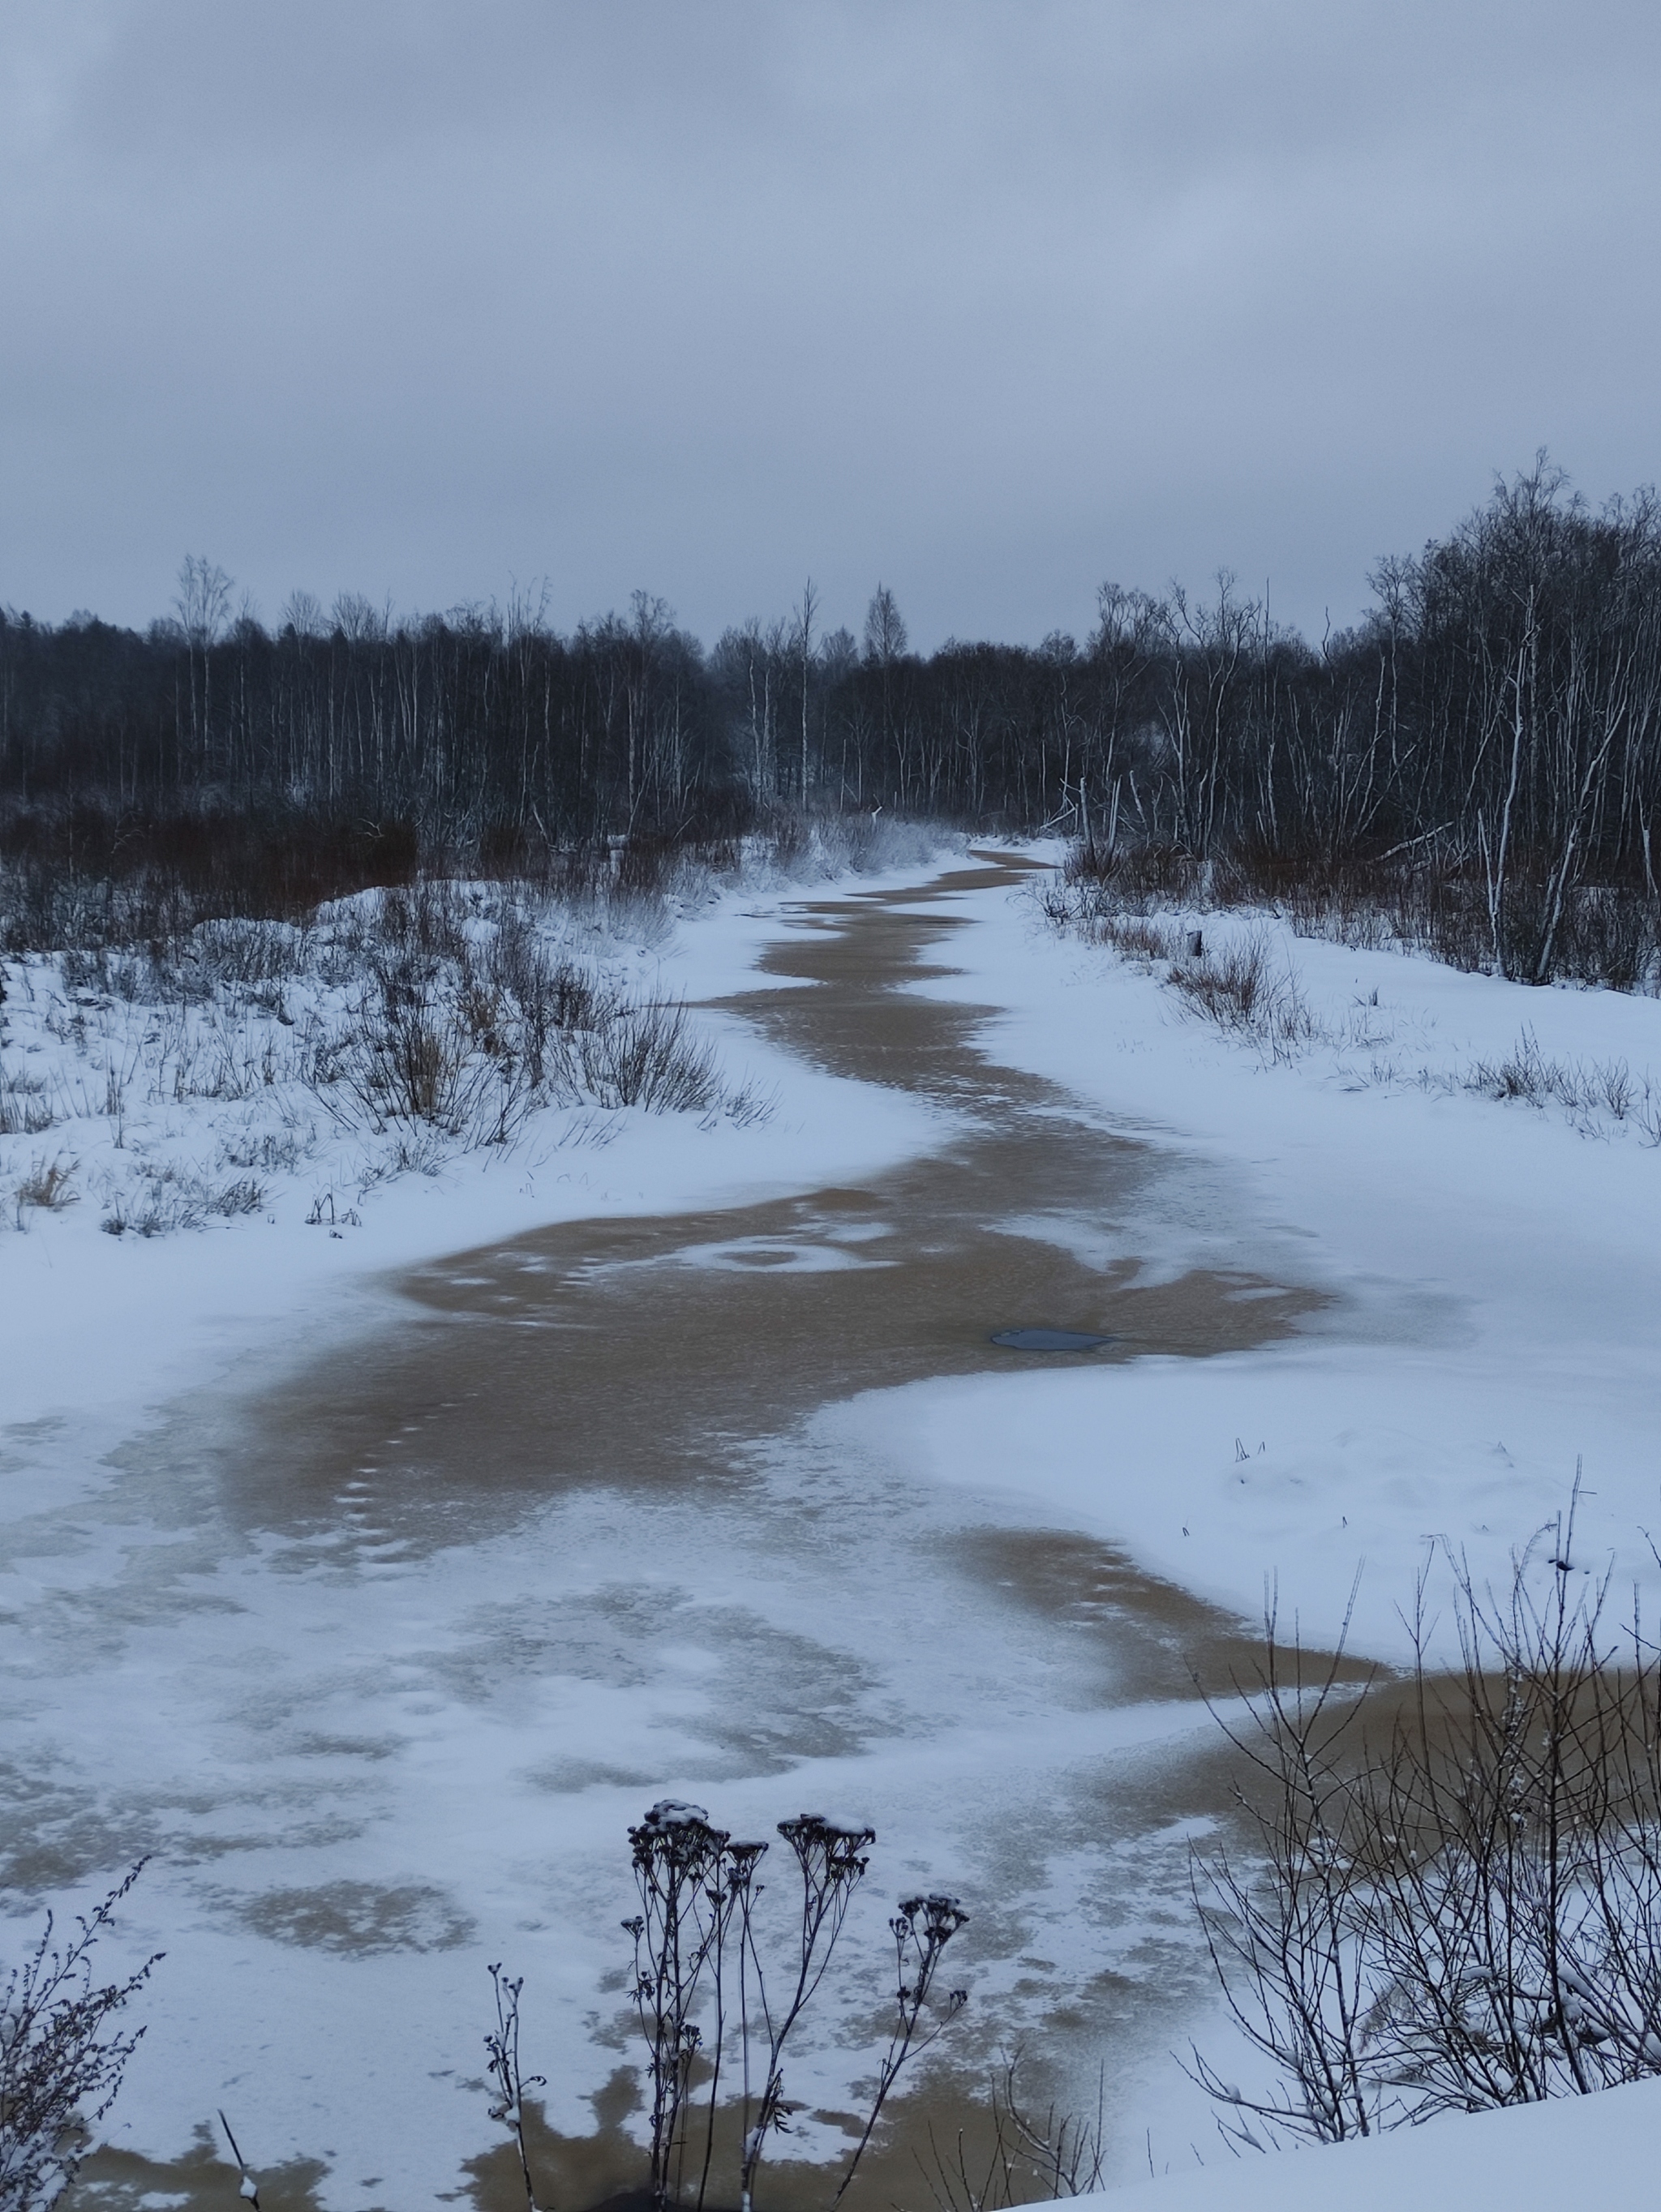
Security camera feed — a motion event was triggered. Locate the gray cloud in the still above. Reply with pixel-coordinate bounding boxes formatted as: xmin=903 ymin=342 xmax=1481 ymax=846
xmin=3 ymin=0 xmax=1659 ymax=645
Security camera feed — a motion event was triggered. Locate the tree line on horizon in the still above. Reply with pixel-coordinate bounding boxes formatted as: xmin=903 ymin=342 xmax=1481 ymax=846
xmin=5 ymin=460 xmax=1661 ymax=958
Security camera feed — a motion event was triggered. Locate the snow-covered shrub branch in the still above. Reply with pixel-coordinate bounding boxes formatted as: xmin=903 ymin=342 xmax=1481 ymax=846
xmin=913 ymin=2047 xmax=1106 ymax=2212
xmin=0 ymin=1865 xmax=158 ymax=2212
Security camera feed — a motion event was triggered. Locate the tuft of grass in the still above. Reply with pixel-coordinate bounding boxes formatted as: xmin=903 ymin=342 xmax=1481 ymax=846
xmin=217 ymin=1126 xmax=304 ymax=1174
xmin=14 ymin=1153 xmax=77 ymax=1222
xmin=101 ymin=1165 xmax=265 ymax=1237
xmin=0 ymin=1063 xmax=55 ymax=1135
xmin=1165 ymin=936 xmax=1324 ymax=1061
xmin=1464 ymin=1026 xmax=1661 ymax=1142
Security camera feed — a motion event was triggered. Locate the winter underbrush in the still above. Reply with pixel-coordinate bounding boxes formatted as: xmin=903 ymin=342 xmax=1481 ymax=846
xmin=0 ymin=814 xmax=964 ymax=1241
xmin=735 ymin=808 xmax=957 ymax=890
xmin=5 ymin=1810 xmax=972 ymax=2212
xmin=0 ymin=811 xmax=966 ymax=1240
xmin=0 ymin=808 xmax=956 ymax=964
xmin=0 ymin=877 xmax=772 ymax=1241
xmin=1042 ymin=868 xmax=1661 ymax=1147
xmin=1191 ymin=1493 xmax=1661 ymax=2146
xmin=1051 ymin=835 xmax=1661 ymax=994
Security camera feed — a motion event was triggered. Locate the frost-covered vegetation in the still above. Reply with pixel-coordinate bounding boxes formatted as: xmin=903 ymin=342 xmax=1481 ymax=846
xmin=0 ymin=877 xmax=760 ymax=1239
xmin=0 ymin=821 xmax=953 ymax=1239
xmin=607 ymin=1803 xmax=967 ymax=2212
xmin=0 ymin=1867 xmax=157 ymax=2212
xmin=3 ymin=1810 xmax=971 ymax=2212
xmin=1042 ymin=874 xmax=1661 ymax=1147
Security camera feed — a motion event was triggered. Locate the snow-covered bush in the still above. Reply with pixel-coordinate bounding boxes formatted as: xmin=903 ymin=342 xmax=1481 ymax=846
xmin=0 ymin=874 xmax=770 ymax=1241
xmin=0 ymin=1867 xmax=157 ymax=2212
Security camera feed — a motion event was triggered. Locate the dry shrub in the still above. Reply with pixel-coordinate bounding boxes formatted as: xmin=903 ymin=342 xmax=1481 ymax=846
xmin=350 ymin=975 xmax=479 ymax=1131
xmin=577 ymin=999 xmax=721 ymax=1114
xmin=1063 ymin=839 xmax=1208 ymax=911
xmin=917 ymin=2050 xmax=1105 ymax=2212
xmin=1101 ymin=914 xmax=1182 ymax=964
xmin=1165 ymin=937 xmax=1322 ymax=1059
xmin=620 ymin=1803 xmax=967 ymax=2212
xmin=0 ymin=1865 xmax=158 ymax=2212
xmin=1191 ymin=1494 xmax=1661 ymax=2144
xmin=307 ymin=890 xmax=761 ymax=1143
xmin=13 ymin=1154 xmax=76 ymax=1215
xmin=483 ymin=1805 xmax=970 ymax=2212
xmin=1167 ymin=938 xmax=1267 ymax=1027
xmin=1045 ymin=872 xmax=1325 ymax=1062
xmin=1048 ymin=899 xmax=1183 ymax=968
xmin=314 ymin=895 xmax=567 ymax=1142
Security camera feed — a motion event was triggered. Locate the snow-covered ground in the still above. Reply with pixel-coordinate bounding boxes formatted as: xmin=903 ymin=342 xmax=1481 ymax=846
xmin=1083 ymin=2070 xmax=1661 ymax=2212
xmin=1 ymin=864 xmax=972 ymax=2203
xmin=848 ymin=864 xmax=1661 ymax=1665
xmin=0 ymin=870 xmax=941 ymax=1523
xmin=6 ymin=846 xmax=1661 ymax=2206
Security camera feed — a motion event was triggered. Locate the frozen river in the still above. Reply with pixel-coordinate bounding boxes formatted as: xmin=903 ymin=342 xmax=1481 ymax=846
xmin=13 ymin=860 xmax=1329 ymax=2212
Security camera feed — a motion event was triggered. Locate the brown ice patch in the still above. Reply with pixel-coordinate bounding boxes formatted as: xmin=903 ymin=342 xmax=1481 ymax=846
xmin=216 ymin=856 xmax=1323 ymax=1558
xmin=238 ymin=1878 xmax=476 ymax=1954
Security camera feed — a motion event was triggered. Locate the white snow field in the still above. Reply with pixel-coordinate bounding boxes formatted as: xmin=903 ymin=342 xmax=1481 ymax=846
xmin=1084 ymin=2070 xmax=1661 ymax=2212
xmin=5 ymin=847 xmax=1661 ymax=2206
xmin=858 ymin=861 xmax=1661 ymax=1663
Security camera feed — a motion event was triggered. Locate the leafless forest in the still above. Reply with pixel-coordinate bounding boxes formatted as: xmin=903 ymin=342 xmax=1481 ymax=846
xmin=6 ymin=461 xmax=1661 ymax=984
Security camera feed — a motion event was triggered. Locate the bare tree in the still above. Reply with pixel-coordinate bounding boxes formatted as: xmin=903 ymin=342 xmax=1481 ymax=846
xmin=863 ymin=586 xmax=909 ymax=803
xmin=173 ymin=554 xmax=234 ymax=770
xmin=15 ymin=459 xmax=1661 ymax=988
xmin=863 ymin=585 xmax=908 ymax=667
xmin=796 ymin=580 xmax=819 ymax=807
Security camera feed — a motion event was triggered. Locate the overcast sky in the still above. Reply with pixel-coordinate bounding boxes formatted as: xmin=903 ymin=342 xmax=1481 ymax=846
xmin=2 ymin=2 xmax=1659 ymax=649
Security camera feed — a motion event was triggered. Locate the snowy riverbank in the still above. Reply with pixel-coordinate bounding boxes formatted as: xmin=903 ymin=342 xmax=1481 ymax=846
xmin=843 ymin=859 xmax=1661 ymax=1665
xmin=6 ymin=844 xmax=1661 ymax=2206
xmin=0 ymin=863 xmax=949 ymax=1521
xmin=1088 ymin=2068 xmax=1661 ymax=2212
